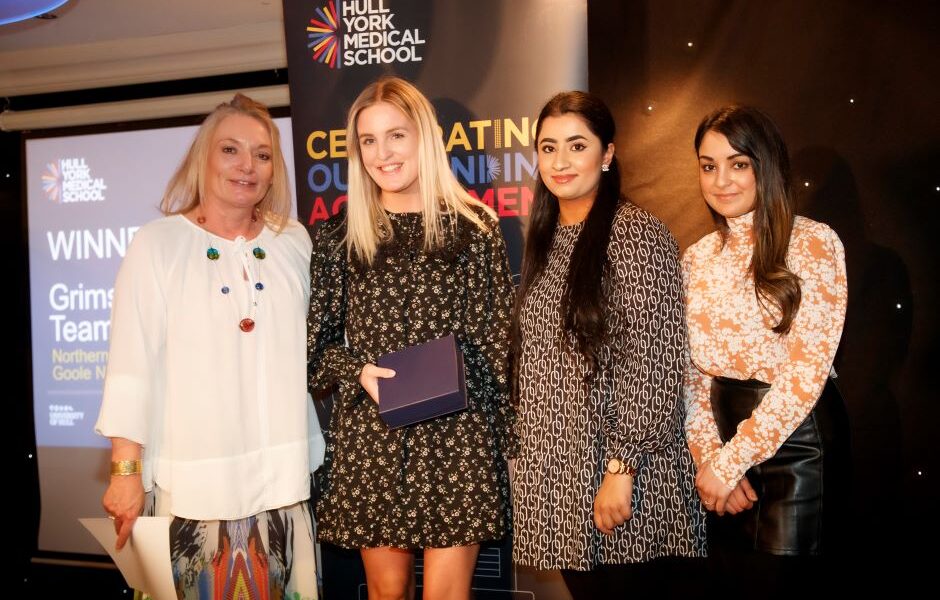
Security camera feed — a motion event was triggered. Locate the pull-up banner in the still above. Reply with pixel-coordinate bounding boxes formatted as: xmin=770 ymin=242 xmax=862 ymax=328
xmin=283 ymin=0 xmax=587 ymax=236
xmin=282 ymin=0 xmax=586 ymax=597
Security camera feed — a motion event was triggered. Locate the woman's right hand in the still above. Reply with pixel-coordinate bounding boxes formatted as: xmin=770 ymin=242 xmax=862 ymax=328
xmin=359 ymin=363 xmax=396 ymax=404
xmin=697 ymin=462 xmax=758 ymax=515
xmin=103 ymin=475 xmax=145 ymax=550
xmin=696 ymin=462 xmax=735 ymax=515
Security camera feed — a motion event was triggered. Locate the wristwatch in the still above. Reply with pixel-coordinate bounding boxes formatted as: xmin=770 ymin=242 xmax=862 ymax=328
xmin=606 ymin=458 xmax=636 ymax=476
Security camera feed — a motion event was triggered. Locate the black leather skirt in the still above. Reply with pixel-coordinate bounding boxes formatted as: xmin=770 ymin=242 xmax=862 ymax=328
xmin=709 ymin=376 xmax=851 ymax=556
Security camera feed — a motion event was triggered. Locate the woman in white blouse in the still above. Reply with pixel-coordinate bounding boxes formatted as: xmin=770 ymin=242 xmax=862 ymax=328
xmin=96 ymin=94 xmax=320 ymax=599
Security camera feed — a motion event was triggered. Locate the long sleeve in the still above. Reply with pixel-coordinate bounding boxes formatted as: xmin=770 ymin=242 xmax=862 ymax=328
xmin=306 ymin=218 xmax=368 ymax=396
xmin=97 ymin=217 xmax=315 ymax=518
xmin=459 ymin=218 xmax=517 ymax=458
xmin=681 ymin=252 xmax=723 ymax=469
xmin=95 ymin=227 xmax=165 ymax=446
xmin=605 ymin=208 xmax=686 ymax=473
xmin=709 ymin=225 xmax=848 ymax=487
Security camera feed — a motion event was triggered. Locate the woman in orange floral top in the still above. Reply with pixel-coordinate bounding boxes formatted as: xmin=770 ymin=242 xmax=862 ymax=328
xmin=683 ymin=106 xmax=851 ymax=594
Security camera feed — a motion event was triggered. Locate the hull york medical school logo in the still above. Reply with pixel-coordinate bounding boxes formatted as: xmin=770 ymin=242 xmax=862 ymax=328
xmin=307 ymin=1 xmax=341 ymax=68
xmin=306 ymin=0 xmax=426 ymax=69
xmin=42 ymin=158 xmax=107 ymax=203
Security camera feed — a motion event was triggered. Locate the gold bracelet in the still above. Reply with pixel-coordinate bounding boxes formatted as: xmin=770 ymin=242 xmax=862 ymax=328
xmin=110 ymin=459 xmax=142 ymax=476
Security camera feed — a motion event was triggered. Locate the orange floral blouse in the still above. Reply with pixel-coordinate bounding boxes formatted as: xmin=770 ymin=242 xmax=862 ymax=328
xmin=682 ymin=211 xmax=847 ymax=489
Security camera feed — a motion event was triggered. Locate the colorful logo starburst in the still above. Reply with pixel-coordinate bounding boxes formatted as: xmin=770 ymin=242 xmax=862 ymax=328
xmin=307 ymin=1 xmax=341 ymax=69
xmin=485 ymin=155 xmax=502 ymax=183
xmin=42 ymin=161 xmax=62 ymax=203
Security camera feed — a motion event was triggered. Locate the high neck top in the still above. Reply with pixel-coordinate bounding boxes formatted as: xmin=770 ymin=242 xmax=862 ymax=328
xmin=682 ymin=214 xmax=848 ymax=488
xmin=725 ymin=209 xmax=755 ymax=237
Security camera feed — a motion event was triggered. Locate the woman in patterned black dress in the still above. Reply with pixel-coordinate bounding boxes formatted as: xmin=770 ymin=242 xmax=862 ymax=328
xmin=307 ymin=77 xmax=515 ymax=599
xmin=511 ymin=91 xmax=707 ymax=598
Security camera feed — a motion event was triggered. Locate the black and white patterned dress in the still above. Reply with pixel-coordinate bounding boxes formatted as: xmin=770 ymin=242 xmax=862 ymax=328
xmin=308 ymin=208 xmax=516 ymax=549
xmin=512 ymin=202 xmax=707 ymax=570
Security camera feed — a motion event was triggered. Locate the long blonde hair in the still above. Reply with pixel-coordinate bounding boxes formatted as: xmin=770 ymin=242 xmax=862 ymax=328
xmin=345 ymin=77 xmax=495 ymax=263
xmin=161 ymin=93 xmax=292 ymax=232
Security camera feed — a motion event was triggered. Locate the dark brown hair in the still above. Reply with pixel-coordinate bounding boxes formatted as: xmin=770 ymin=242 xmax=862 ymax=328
xmin=695 ymin=105 xmax=801 ymax=333
xmin=513 ymin=91 xmax=622 ymax=373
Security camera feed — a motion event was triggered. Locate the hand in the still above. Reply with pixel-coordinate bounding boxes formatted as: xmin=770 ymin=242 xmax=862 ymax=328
xmin=696 ymin=462 xmax=736 ymax=516
xmin=103 ymin=475 xmax=145 ymax=550
xmin=593 ymin=473 xmax=633 ymax=535
xmin=725 ymin=477 xmax=759 ymax=515
xmin=359 ymin=363 xmax=396 ymax=404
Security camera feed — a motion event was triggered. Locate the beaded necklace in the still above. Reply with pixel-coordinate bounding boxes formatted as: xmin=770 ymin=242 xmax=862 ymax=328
xmin=198 ymin=213 xmax=266 ymax=333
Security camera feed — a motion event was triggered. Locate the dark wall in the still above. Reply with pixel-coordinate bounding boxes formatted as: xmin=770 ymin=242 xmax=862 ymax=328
xmin=3 ymin=121 xmax=41 ymax=589
xmin=589 ymin=0 xmax=938 ymax=581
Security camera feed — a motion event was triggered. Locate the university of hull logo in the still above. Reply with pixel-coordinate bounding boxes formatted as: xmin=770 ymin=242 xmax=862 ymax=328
xmin=306 ymin=0 xmax=425 ymax=69
xmin=42 ymin=158 xmax=107 ymax=203
xmin=307 ymin=1 xmax=341 ymax=69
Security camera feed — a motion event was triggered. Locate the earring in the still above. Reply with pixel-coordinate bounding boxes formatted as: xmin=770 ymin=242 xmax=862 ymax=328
xmin=601 ymin=163 xmax=610 ymax=172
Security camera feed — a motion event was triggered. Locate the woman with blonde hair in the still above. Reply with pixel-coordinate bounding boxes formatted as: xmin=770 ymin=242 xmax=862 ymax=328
xmin=308 ymin=76 xmax=515 ymax=599
xmin=97 ymin=93 xmax=320 ymax=599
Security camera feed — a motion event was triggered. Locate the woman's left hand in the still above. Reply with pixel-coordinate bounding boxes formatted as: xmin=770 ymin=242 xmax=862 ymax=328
xmin=696 ymin=462 xmax=735 ymax=515
xmin=724 ymin=478 xmax=758 ymax=514
xmin=593 ymin=473 xmax=633 ymax=535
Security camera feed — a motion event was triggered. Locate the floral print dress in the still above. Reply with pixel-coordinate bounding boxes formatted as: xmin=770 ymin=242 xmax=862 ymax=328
xmin=307 ymin=208 xmax=516 ymax=549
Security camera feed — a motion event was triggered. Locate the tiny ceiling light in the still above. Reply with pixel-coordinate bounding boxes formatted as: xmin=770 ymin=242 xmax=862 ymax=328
xmin=896 ymin=303 xmax=902 ymax=309
xmin=687 ymin=41 xmax=694 ymax=47
xmin=849 ymin=98 xmax=855 ymax=104
xmin=0 ymin=0 xmax=70 ymax=25
xmin=803 ymin=181 xmax=811 ymax=187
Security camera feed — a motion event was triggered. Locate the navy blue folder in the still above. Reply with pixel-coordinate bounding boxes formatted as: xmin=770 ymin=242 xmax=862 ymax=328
xmin=376 ymin=333 xmax=467 ymax=429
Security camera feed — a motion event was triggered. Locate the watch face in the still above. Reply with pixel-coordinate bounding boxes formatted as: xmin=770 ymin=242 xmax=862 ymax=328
xmin=607 ymin=459 xmax=621 ymax=474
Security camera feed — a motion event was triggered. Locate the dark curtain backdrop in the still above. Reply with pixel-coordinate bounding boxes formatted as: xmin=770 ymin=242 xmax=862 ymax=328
xmin=589 ymin=0 xmax=938 ymax=583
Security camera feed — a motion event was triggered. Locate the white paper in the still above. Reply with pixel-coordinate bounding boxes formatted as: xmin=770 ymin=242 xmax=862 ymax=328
xmin=79 ymin=517 xmax=176 ymax=600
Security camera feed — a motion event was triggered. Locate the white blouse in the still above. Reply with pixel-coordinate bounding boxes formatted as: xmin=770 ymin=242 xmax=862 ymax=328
xmin=96 ymin=214 xmax=323 ymax=520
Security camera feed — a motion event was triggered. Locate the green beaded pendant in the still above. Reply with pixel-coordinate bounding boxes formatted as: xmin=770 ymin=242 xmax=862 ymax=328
xmin=252 ymin=247 xmax=266 ymax=260
xmin=206 ymin=247 xmax=220 ymax=260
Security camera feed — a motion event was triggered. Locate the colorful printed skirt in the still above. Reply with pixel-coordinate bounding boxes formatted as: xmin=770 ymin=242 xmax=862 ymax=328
xmin=139 ymin=490 xmax=318 ymax=600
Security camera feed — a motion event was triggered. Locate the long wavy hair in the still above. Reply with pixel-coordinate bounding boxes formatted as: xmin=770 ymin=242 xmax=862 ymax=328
xmin=161 ymin=93 xmax=291 ymax=232
xmin=694 ymin=105 xmax=801 ymax=334
xmin=513 ymin=91 xmax=622 ymax=373
xmin=344 ymin=76 xmax=494 ymax=264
